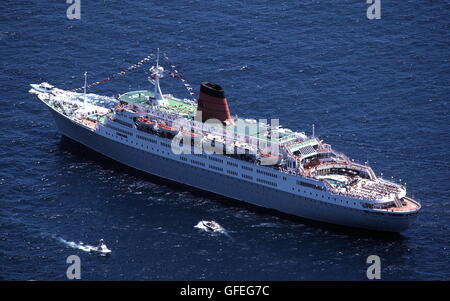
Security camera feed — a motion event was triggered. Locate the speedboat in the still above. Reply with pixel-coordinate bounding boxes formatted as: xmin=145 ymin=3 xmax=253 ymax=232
xmin=90 ymin=240 xmax=111 ymax=255
xmin=30 ymin=82 xmax=55 ymax=93
xmin=201 ymin=220 xmax=223 ymax=232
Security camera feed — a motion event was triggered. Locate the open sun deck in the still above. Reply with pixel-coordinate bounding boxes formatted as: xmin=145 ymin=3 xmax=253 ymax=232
xmin=119 ymin=90 xmax=197 ymax=118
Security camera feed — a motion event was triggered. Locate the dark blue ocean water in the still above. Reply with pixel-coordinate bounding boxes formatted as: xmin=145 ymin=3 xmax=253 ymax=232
xmin=1 ymin=1 xmax=449 ymax=280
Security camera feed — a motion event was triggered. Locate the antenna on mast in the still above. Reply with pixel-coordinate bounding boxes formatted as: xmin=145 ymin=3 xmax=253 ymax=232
xmin=156 ymin=47 xmax=160 ymax=68
xmin=84 ymin=71 xmax=87 ymax=108
xmin=149 ymin=48 xmax=168 ymax=106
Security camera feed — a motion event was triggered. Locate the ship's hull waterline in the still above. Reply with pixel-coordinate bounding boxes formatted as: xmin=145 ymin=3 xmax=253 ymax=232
xmin=48 ymin=107 xmax=418 ymax=232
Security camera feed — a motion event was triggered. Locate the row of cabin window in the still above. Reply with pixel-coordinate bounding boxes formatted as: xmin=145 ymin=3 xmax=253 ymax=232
xmin=135 ymin=134 xmax=256 ymax=174
xmin=256 ymin=178 xmax=278 ymax=187
xmin=106 ymin=124 xmax=134 ymax=136
xmin=241 ymin=165 xmax=253 ymax=172
xmin=191 ymin=160 xmax=205 ymax=166
xmin=113 ymin=119 xmax=133 ymax=128
xmin=296 ymin=180 xmax=325 ymax=191
xmin=226 ymin=170 xmax=238 ymax=176
xmin=209 ymin=165 xmax=223 ymax=172
xmin=179 ymin=157 xmax=256 ymax=183
xmin=136 ymin=134 xmax=157 ymax=144
xmin=256 ymin=169 xmax=278 ymax=179
xmin=227 ymin=161 xmax=238 ymax=167
xmin=294 ymin=187 xmax=358 ymax=207
xmin=242 ymin=174 xmax=253 ymax=180
xmin=209 ymin=156 xmax=223 ymax=163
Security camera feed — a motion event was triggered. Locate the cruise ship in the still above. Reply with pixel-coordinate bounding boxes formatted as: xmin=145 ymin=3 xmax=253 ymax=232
xmin=29 ymin=53 xmax=421 ymax=232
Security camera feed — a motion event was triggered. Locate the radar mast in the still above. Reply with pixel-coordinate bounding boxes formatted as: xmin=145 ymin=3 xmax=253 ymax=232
xmin=149 ymin=48 xmax=168 ymax=106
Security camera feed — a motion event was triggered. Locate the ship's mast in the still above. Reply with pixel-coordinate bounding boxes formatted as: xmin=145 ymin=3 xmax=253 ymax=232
xmin=149 ymin=48 xmax=168 ymax=106
xmin=83 ymin=71 xmax=87 ymax=108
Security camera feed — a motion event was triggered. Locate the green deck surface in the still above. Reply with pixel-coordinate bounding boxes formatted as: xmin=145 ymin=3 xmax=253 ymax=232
xmin=119 ymin=90 xmax=196 ymax=118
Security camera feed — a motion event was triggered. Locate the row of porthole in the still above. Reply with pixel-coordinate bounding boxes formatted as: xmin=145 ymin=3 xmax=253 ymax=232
xmin=209 ymin=156 xmax=224 ymax=163
xmin=227 ymin=161 xmax=238 ymax=167
xmin=291 ymin=186 xmax=358 ymax=207
xmin=227 ymin=170 xmax=238 ymax=176
xmin=105 ymin=124 xmax=133 ymax=136
xmin=136 ymin=134 xmax=157 ymax=144
xmin=256 ymin=178 xmax=278 ymax=187
xmin=191 ymin=160 xmax=206 ymax=167
xmin=112 ymin=133 xmax=174 ymax=156
xmin=176 ymin=155 xmax=261 ymax=184
xmin=241 ymin=166 xmax=253 ymax=172
xmin=256 ymin=169 xmax=278 ymax=179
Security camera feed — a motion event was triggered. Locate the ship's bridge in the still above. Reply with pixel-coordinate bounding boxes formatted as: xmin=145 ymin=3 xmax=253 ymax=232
xmin=286 ymin=138 xmax=319 ymax=158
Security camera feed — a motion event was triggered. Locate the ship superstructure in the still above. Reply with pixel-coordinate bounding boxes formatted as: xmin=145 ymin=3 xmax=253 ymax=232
xmin=29 ymin=52 xmax=420 ymax=232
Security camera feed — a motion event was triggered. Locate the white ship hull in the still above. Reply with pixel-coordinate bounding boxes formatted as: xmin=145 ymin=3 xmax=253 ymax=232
xmin=47 ymin=105 xmax=419 ymax=232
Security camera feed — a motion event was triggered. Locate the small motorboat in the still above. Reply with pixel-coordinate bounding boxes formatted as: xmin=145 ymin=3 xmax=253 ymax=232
xmin=90 ymin=239 xmax=111 ymax=255
xmin=201 ymin=220 xmax=223 ymax=232
xmin=30 ymin=82 xmax=55 ymax=94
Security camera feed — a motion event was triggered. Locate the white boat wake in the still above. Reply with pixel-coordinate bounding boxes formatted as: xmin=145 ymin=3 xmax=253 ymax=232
xmin=55 ymin=236 xmax=111 ymax=255
xmin=57 ymin=237 xmax=95 ymax=252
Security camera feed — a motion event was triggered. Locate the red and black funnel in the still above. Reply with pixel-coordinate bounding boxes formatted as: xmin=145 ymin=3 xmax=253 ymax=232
xmin=196 ymin=82 xmax=232 ymax=124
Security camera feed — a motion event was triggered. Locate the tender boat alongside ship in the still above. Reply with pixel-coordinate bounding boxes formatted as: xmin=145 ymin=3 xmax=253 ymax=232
xmin=29 ymin=51 xmax=421 ymax=232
